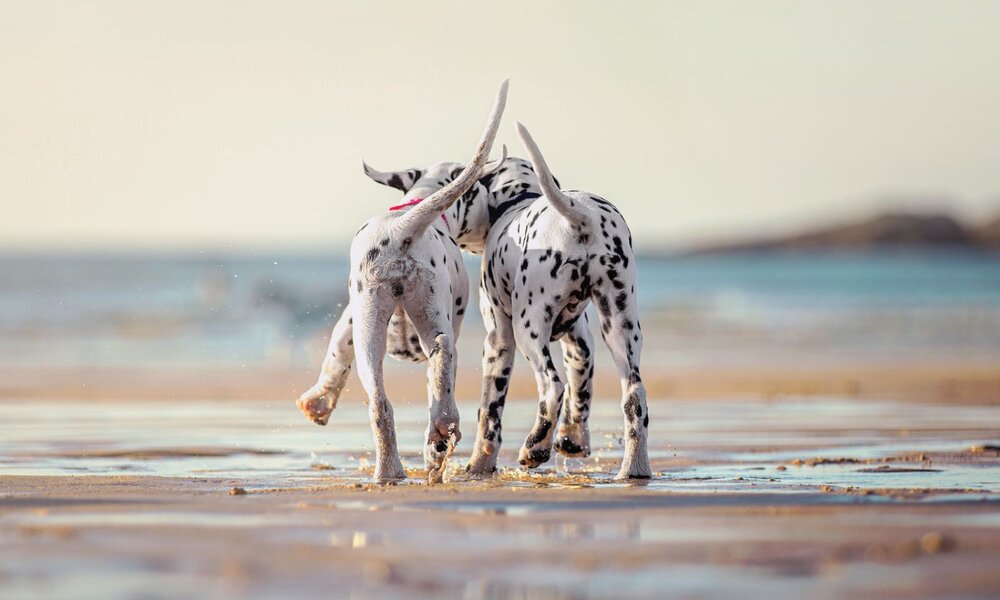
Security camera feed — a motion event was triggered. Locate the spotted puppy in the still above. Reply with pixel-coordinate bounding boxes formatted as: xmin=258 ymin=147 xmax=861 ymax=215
xmin=364 ymin=124 xmax=651 ymax=480
xmin=295 ymin=81 xmax=508 ymax=482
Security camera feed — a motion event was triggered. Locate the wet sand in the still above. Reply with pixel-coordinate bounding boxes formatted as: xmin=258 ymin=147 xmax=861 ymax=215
xmin=1 ymin=367 xmax=999 ymax=598
xmin=4 ymin=474 xmax=1000 ymax=600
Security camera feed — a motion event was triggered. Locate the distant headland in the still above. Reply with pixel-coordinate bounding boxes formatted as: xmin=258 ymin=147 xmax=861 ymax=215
xmin=686 ymin=212 xmax=1000 ymax=255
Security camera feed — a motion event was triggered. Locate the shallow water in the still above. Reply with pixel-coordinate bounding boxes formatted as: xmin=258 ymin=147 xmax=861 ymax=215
xmin=2 ymin=395 xmax=997 ymax=496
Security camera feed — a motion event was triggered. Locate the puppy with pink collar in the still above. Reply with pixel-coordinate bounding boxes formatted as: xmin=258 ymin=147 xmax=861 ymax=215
xmin=296 ymin=81 xmax=508 ymax=482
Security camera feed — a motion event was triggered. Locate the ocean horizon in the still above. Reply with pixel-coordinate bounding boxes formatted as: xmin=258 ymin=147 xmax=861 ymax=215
xmin=3 ymin=249 xmax=998 ymax=371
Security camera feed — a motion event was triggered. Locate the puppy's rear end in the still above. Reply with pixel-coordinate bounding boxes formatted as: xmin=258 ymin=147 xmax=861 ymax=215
xmin=342 ymin=80 xmax=509 ymax=481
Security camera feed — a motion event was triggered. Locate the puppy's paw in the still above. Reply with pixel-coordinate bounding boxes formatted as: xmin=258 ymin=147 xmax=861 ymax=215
xmin=613 ymin=469 xmax=652 ymax=481
xmin=296 ymin=387 xmax=334 ymax=426
xmin=425 ymin=429 xmax=459 ymax=484
xmin=373 ymin=465 xmax=407 ymax=483
xmin=424 ymin=418 xmax=461 ymax=464
xmin=517 ymin=444 xmax=551 ymax=468
xmin=614 ymin=458 xmax=653 ymax=481
xmin=466 ymin=443 xmax=499 ymax=478
xmin=430 ymin=418 xmax=462 ymax=445
xmin=463 ymin=464 xmax=498 ymax=479
xmin=554 ymin=422 xmax=591 ymax=458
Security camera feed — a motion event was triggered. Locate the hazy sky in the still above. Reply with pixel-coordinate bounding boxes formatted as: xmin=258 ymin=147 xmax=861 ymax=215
xmin=1 ymin=1 xmax=998 ymax=251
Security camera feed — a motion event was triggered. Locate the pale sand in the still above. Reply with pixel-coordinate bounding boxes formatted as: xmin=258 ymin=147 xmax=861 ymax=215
xmin=4 ymin=362 xmax=1000 ymax=403
xmin=1 ymin=365 xmax=999 ymax=598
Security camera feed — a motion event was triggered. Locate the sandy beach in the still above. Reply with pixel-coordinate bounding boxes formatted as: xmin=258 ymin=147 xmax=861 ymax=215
xmin=2 ymin=252 xmax=998 ymax=598
xmin=2 ymin=364 xmax=999 ymax=599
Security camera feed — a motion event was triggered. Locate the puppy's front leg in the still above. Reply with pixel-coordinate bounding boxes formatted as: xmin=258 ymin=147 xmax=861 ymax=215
xmin=297 ymin=302 xmax=355 ymax=426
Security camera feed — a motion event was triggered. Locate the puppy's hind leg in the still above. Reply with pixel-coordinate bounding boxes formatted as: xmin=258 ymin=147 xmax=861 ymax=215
xmin=297 ymin=302 xmax=355 ymax=425
xmin=515 ymin=311 xmax=563 ymax=469
xmin=353 ymin=289 xmax=406 ymax=482
xmin=468 ymin=305 xmax=515 ymax=477
xmin=593 ymin=275 xmax=652 ymax=480
xmin=402 ymin=296 xmax=461 ymax=478
xmin=554 ymin=313 xmax=594 ymax=458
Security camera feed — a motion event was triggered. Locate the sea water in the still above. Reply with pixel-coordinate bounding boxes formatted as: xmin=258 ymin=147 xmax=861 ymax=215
xmin=1 ymin=250 xmax=997 ymax=369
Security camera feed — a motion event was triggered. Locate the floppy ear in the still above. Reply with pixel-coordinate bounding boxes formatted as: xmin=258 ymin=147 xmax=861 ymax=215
xmin=481 ymin=144 xmax=507 ymax=178
xmin=362 ymin=162 xmax=424 ymax=192
xmin=448 ymin=145 xmax=509 ymax=190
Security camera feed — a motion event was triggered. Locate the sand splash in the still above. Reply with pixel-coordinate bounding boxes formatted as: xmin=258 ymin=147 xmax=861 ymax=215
xmin=426 ymin=433 xmax=458 ymax=485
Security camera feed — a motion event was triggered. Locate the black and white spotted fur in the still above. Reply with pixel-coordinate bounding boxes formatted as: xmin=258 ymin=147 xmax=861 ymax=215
xmin=295 ymin=81 xmax=508 ymax=482
xmin=365 ymin=123 xmax=651 ymax=480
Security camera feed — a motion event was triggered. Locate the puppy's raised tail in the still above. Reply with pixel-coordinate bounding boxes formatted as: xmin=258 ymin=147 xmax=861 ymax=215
xmin=515 ymin=122 xmax=588 ymax=228
xmin=393 ymin=80 xmax=508 ymax=239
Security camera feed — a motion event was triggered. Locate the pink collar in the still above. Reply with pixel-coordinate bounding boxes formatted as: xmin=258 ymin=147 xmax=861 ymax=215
xmin=388 ymin=197 xmax=449 ymax=226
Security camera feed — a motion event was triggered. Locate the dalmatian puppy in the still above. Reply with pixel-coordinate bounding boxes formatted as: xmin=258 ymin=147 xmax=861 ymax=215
xmin=295 ymin=81 xmax=508 ymax=482
xmin=363 ymin=123 xmax=651 ymax=480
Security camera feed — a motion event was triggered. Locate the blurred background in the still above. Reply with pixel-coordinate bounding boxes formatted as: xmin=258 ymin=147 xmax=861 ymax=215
xmin=1 ymin=1 xmax=999 ymax=395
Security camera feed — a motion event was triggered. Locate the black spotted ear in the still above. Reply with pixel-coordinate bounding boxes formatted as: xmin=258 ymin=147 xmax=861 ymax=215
xmin=362 ymin=162 xmax=424 ymax=192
